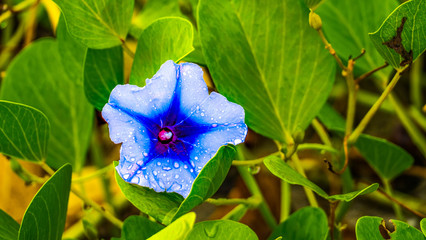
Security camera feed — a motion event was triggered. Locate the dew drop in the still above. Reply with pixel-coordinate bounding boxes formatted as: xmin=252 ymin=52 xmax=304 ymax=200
xmin=184 ymin=165 xmax=188 ymax=169
xmin=143 ymin=152 xmax=148 ymax=157
xmin=131 ymin=177 xmax=140 ymax=184
xmin=175 ymin=174 xmax=179 ymax=179
xmin=137 ymin=160 xmax=144 ymax=166
xmin=249 ymin=165 xmax=261 ymax=175
xmin=194 ymin=156 xmax=198 ymax=160
xmin=163 ymin=166 xmax=172 ymax=171
xmin=174 ymin=162 xmax=180 ymax=168
xmin=211 ymin=124 xmax=218 ymax=128
xmin=200 ymin=113 xmax=205 ymax=116
xmin=153 ymin=171 xmax=158 ymax=176
xmin=234 ymin=139 xmax=242 ymax=145
xmin=157 ymin=162 xmax=162 ymax=166
xmin=123 ymin=174 xmax=130 ymax=179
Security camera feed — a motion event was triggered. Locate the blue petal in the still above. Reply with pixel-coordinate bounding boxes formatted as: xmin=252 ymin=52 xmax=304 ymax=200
xmin=102 ymin=103 xmax=154 ymax=145
xmin=107 ymin=60 xmax=179 ymax=125
xmin=118 ymin=147 xmax=195 ymax=198
xmin=177 ymin=92 xmax=247 ymax=172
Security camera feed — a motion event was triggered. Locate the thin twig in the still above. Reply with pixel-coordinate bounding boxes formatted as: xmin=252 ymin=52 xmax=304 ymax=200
xmin=355 ymin=62 xmax=389 ymax=84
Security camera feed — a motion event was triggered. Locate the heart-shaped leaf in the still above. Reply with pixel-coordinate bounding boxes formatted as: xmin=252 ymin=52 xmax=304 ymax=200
xmin=268 ymin=207 xmax=328 ymax=240
xmin=0 ymin=101 xmax=49 ymax=162
xmin=1 ymin=39 xmax=94 ymax=171
xmin=198 ymin=0 xmax=335 ymax=142
xmin=84 ymin=46 xmax=124 ymax=110
xmin=130 ymin=17 xmax=194 ymax=86
xmin=52 ymin=0 xmax=134 ymax=49
xmin=18 ymin=164 xmax=72 ymax=240
xmin=186 ymin=220 xmax=258 ymax=240
xmin=370 ymin=0 xmax=426 ymax=70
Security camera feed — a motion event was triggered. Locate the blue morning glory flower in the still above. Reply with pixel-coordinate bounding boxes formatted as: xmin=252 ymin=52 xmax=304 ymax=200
xmin=102 ymin=60 xmax=247 ymax=198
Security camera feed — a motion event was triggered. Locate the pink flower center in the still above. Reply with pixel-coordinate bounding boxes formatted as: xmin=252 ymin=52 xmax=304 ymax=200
xmin=158 ymin=128 xmax=174 ymax=144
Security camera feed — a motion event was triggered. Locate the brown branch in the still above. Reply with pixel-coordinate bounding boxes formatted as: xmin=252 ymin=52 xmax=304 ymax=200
xmin=355 ymin=62 xmax=389 ymax=84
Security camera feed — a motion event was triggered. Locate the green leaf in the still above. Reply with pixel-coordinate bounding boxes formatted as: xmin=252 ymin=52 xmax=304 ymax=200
xmin=121 ymin=216 xmax=164 ymax=240
xmin=268 ymin=207 xmax=328 ymax=240
xmin=1 ymin=39 xmax=94 ymax=171
xmin=56 ymin=15 xmax=87 ymax=83
xmin=318 ymin=104 xmax=415 ymax=181
xmin=148 ymin=212 xmax=195 ymax=240
xmin=317 ymin=0 xmax=397 ymax=77
xmin=114 ymin=161 xmax=183 ymax=224
xmin=421 ymin=218 xmax=426 ymax=236
xmin=264 ymin=155 xmax=328 ymax=199
xmin=84 ymin=46 xmax=124 ymax=110
xmin=130 ymin=17 xmax=194 ymax=86
xmin=304 ymin=0 xmax=323 ymax=9
xmin=390 ymin=220 xmax=426 ymax=240
xmin=355 ymin=134 xmax=414 ymax=180
xmin=198 ymin=0 xmax=335 ymax=142
xmin=133 ymin=0 xmax=186 ymax=31
xmin=164 ymin=145 xmax=236 ymax=224
xmin=370 ymin=0 xmax=426 ymax=70
xmin=115 ymin=145 xmax=235 ymax=225
xmin=355 ymin=216 xmax=387 ymax=240
xmin=327 ymin=183 xmax=379 ymax=202
xmin=264 ymin=156 xmax=378 ymax=201
xmin=18 ymin=164 xmax=72 ymax=240
xmin=317 ymin=103 xmax=346 ymax=131
xmin=52 ymin=0 xmax=134 ymax=49
xmin=356 ymin=217 xmax=426 ymax=240
xmin=186 ymin=220 xmax=258 ymax=240
xmin=0 ymin=209 xmax=19 ymax=240
xmin=0 ymin=101 xmax=50 ymax=162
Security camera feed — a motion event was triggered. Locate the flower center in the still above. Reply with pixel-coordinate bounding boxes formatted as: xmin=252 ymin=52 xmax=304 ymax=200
xmin=158 ymin=128 xmax=174 ymax=144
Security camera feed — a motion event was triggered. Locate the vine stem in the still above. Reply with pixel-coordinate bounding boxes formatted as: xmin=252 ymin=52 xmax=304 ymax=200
xmin=236 ymin=147 xmax=277 ymax=229
xmin=206 ymin=196 xmax=261 ymax=207
xmin=38 ymin=161 xmax=124 ymax=229
xmin=291 ymin=154 xmax=319 ymax=207
xmin=0 ymin=0 xmax=38 ymax=24
xmin=236 ymin=165 xmax=277 ymax=229
xmin=348 ymin=68 xmax=406 ymax=144
xmin=311 ymin=119 xmax=333 ymax=146
xmin=297 ymin=143 xmax=338 ymax=154
xmin=280 ymin=181 xmax=291 ymax=222
xmin=122 ymin=41 xmax=135 ymax=59
xmin=382 ymin=178 xmax=404 ymax=220
xmin=72 ymin=163 xmax=114 ymax=183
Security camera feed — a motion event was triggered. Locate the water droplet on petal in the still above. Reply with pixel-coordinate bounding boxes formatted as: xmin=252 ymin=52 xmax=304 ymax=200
xmin=234 ymin=139 xmax=242 ymax=145
xmin=157 ymin=162 xmax=162 ymax=166
xmin=184 ymin=165 xmax=188 ymax=169
xmin=153 ymin=171 xmax=158 ymax=176
xmin=131 ymin=177 xmax=140 ymax=184
xmin=194 ymin=157 xmax=198 ymax=160
xmin=123 ymin=174 xmax=130 ymax=179
xmin=212 ymin=124 xmax=218 ymax=127
xmin=175 ymin=174 xmax=179 ymax=179
xmin=163 ymin=166 xmax=172 ymax=171
xmin=200 ymin=113 xmax=205 ymax=116
xmin=143 ymin=152 xmax=148 ymax=157
xmin=174 ymin=162 xmax=180 ymax=168
xmin=137 ymin=160 xmax=143 ymax=166
xmin=130 ymin=157 xmax=135 ymax=162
